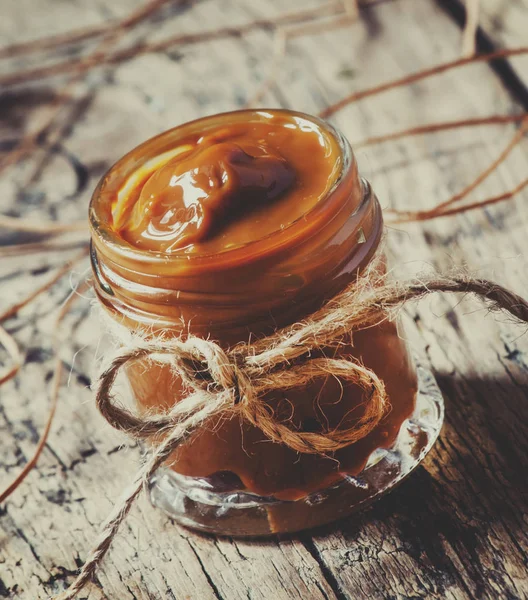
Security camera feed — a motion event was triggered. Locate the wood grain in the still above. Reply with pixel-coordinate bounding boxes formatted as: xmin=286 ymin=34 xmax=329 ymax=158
xmin=1 ymin=0 xmax=527 ymax=598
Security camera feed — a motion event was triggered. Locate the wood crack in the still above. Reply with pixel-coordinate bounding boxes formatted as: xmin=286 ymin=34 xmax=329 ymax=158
xmin=2 ymin=0 xmax=528 ymax=598
xmin=301 ymin=538 xmax=348 ymax=600
xmin=186 ymin=539 xmax=225 ymax=600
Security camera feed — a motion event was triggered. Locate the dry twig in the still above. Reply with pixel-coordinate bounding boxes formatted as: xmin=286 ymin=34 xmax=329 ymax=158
xmin=0 ymin=247 xmax=89 ymax=322
xmin=0 ymin=326 xmax=23 ymax=387
xmin=343 ymin=0 xmax=360 ymax=20
xmin=388 ymin=118 xmax=528 ymax=222
xmin=244 ymin=30 xmax=287 ymax=109
xmin=0 ymin=238 xmax=88 ymax=257
xmin=0 ymin=214 xmax=87 ymax=234
xmin=0 ymin=0 xmax=175 ymax=177
xmin=0 ymin=278 xmax=90 ymax=503
xmin=0 ymin=23 xmax=111 ymax=60
xmin=319 ymin=47 xmax=528 ymax=119
xmin=388 ymin=177 xmax=528 ymax=223
xmin=354 ymin=113 xmax=527 ymax=148
xmin=244 ymin=3 xmax=362 ymax=108
xmin=0 ymin=359 xmax=63 ymax=503
xmin=461 ymin=0 xmax=481 ymax=58
xmin=0 ymin=2 xmax=343 ymax=88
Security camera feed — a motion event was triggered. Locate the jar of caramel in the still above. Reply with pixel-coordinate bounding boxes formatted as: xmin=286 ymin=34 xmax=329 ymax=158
xmin=89 ymin=109 xmax=444 ymax=535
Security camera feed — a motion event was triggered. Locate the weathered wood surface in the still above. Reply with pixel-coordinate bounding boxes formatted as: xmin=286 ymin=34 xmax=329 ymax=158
xmin=1 ymin=0 xmax=528 ymax=598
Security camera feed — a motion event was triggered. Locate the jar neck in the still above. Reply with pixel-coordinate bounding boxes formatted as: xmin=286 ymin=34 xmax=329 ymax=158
xmin=90 ymin=113 xmax=383 ymax=343
xmin=92 ymin=185 xmax=382 ymax=342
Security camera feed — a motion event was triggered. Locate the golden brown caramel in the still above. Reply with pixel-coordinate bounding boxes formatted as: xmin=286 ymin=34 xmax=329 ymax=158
xmin=90 ymin=110 xmax=417 ymax=532
xmin=113 ymin=115 xmax=340 ymax=254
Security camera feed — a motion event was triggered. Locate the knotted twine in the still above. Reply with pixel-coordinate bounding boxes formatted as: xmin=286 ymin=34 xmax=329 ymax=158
xmin=56 ymin=259 xmax=528 ymax=600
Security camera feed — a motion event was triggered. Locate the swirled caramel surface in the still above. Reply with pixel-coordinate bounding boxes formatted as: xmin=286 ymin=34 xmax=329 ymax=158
xmin=113 ymin=114 xmax=340 ymax=254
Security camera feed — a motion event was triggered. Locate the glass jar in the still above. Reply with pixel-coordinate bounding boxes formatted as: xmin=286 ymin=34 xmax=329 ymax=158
xmin=89 ymin=109 xmax=444 ymax=535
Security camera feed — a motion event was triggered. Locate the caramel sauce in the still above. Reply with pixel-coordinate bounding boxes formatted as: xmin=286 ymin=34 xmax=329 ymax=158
xmin=92 ymin=110 xmax=417 ymax=519
xmin=113 ymin=116 xmax=339 ymax=254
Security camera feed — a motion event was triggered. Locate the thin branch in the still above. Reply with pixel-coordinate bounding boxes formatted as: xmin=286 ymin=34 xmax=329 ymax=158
xmin=429 ymin=177 xmax=528 ymax=218
xmin=0 ymin=0 xmax=366 ymax=63
xmin=343 ymin=0 xmax=360 ymax=20
xmin=0 ymin=1 xmax=343 ymax=88
xmin=354 ymin=113 xmax=527 ymax=148
xmin=0 ymin=0 xmax=175 ymax=176
xmin=0 ymin=279 xmax=89 ymax=504
xmin=432 ymin=117 xmax=528 ymax=213
xmin=284 ymin=12 xmax=356 ymax=40
xmin=0 ymin=325 xmax=23 ymax=387
xmin=0 ymin=239 xmax=88 ymax=257
xmin=0 ymin=1 xmax=197 ymax=60
xmin=0 ymin=23 xmax=110 ymax=60
xmin=388 ymin=117 xmax=528 ymax=220
xmin=0 ymin=359 xmax=62 ymax=503
xmin=0 ymin=247 xmax=89 ymax=322
xmin=388 ymin=177 xmax=528 ymax=223
xmin=244 ymin=7 xmax=358 ymax=109
xmin=243 ymin=30 xmax=286 ymax=109
xmin=461 ymin=0 xmax=480 ymax=58
xmin=0 ymin=215 xmax=87 ymax=234
xmin=319 ymin=46 xmax=528 ymax=119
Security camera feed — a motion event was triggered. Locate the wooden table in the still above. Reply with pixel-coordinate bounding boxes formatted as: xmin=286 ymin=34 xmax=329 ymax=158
xmin=1 ymin=1 xmax=527 ymax=598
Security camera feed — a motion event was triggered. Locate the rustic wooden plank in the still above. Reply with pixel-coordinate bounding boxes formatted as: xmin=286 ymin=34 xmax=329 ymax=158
xmin=0 ymin=2 xmax=345 ymax=599
xmin=271 ymin=0 xmax=528 ymax=598
xmin=1 ymin=0 xmax=528 ymax=598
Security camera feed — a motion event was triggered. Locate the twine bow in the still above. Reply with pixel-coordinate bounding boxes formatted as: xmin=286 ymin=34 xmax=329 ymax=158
xmin=97 ymin=336 xmax=388 ymax=456
xmin=57 ymin=263 xmax=528 ymax=599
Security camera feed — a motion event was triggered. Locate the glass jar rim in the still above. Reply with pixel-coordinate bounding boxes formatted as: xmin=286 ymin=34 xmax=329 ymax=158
xmin=89 ymin=108 xmax=357 ymax=270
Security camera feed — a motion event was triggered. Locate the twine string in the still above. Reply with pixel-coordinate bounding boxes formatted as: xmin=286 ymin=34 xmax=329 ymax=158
xmin=96 ymin=340 xmax=387 ymax=453
xmin=54 ymin=262 xmax=528 ymax=599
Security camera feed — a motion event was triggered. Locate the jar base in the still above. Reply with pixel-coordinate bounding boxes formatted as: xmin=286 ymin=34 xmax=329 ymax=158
xmin=149 ymin=360 xmax=444 ymax=536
